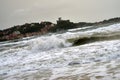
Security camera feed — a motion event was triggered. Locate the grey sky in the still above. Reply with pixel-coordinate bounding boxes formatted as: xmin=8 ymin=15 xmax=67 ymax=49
xmin=0 ymin=0 xmax=120 ymax=30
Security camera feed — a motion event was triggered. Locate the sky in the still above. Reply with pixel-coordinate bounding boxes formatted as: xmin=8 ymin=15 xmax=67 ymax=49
xmin=0 ymin=0 xmax=120 ymax=30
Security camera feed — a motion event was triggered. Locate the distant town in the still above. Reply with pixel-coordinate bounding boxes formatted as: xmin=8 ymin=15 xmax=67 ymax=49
xmin=0 ymin=17 xmax=120 ymax=42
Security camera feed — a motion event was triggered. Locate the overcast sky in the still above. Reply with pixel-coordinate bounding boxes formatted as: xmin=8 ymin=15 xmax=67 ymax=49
xmin=0 ymin=0 xmax=120 ymax=30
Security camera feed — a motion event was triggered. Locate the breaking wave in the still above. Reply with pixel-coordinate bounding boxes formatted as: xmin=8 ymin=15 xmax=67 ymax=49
xmin=27 ymin=35 xmax=72 ymax=51
xmin=65 ymin=23 xmax=120 ymax=45
xmin=0 ymin=23 xmax=120 ymax=80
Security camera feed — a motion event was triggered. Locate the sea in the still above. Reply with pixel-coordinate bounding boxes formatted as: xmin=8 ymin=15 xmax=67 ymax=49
xmin=0 ymin=23 xmax=120 ymax=80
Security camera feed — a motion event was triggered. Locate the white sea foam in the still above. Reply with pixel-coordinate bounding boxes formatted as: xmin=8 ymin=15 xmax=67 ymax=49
xmin=0 ymin=23 xmax=120 ymax=80
xmin=62 ymin=23 xmax=120 ymax=39
xmin=68 ymin=26 xmax=91 ymax=32
xmin=27 ymin=35 xmax=72 ymax=51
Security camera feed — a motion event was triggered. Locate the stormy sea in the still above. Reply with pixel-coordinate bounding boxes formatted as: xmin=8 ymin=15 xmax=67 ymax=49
xmin=0 ymin=23 xmax=120 ymax=80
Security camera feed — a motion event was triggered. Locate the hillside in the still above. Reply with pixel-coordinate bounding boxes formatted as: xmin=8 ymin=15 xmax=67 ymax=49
xmin=0 ymin=17 xmax=120 ymax=42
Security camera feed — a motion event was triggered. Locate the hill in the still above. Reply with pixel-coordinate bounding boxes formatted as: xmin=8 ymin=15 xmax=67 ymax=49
xmin=0 ymin=17 xmax=120 ymax=42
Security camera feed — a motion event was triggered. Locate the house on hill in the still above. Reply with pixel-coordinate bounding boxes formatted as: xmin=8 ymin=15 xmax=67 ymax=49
xmin=57 ymin=17 xmax=70 ymax=24
xmin=56 ymin=17 xmax=75 ymax=30
xmin=13 ymin=31 xmax=21 ymax=35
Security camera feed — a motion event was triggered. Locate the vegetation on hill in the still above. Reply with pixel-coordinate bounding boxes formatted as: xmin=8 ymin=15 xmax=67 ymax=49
xmin=0 ymin=17 xmax=120 ymax=42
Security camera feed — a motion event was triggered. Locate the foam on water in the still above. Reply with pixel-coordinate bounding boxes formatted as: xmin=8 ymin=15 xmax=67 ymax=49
xmin=0 ymin=23 xmax=120 ymax=80
xmin=68 ymin=26 xmax=91 ymax=32
xmin=27 ymin=35 xmax=71 ymax=51
xmin=63 ymin=23 xmax=120 ymax=39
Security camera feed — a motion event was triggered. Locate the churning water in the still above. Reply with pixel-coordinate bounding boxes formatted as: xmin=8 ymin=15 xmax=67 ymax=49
xmin=0 ymin=23 xmax=120 ymax=80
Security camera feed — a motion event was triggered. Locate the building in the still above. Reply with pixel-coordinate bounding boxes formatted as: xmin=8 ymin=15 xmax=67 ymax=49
xmin=13 ymin=31 xmax=21 ymax=35
xmin=57 ymin=17 xmax=70 ymax=24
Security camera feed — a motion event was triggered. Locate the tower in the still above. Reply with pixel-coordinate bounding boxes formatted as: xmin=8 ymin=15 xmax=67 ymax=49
xmin=58 ymin=17 xmax=62 ymax=21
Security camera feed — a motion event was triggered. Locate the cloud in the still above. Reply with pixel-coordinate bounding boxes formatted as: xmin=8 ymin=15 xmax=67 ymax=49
xmin=10 ymin=9 xmax=30 ymax=17
xmin=0 ymin=0 xmax=120 ymax=29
